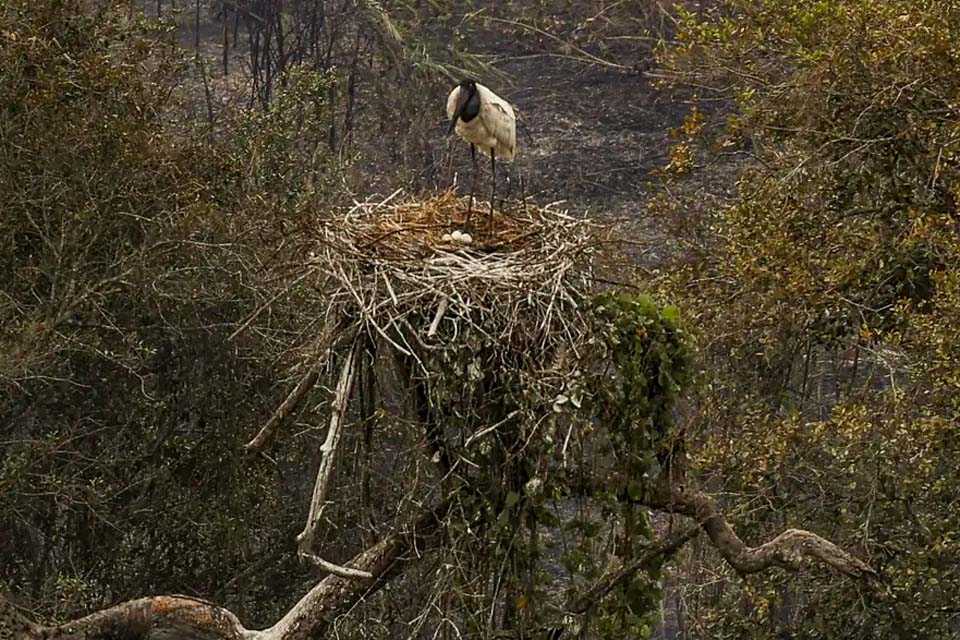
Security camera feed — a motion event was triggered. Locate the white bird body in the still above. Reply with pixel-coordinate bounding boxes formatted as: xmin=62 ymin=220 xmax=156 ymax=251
xmin=447 ymin=83 xmax=516 ymax=161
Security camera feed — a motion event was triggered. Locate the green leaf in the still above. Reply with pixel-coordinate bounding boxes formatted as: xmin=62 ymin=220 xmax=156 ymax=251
xmin=635 ymin=294 xmax=658 ymax=317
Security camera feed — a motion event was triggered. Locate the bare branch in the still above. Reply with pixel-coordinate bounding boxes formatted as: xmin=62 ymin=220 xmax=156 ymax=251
xmin=245 ymin=317 xmax=342 ymax=454
xmin=3 ymin=593 xmax=253 ymax=640
xmin=641 ymin=482 xmax=879 ymax=585
xmin=266 ymin=497 xmax=451 ymax=640
xmin=301 ymin=551 xmax=375 ymax=580
xmin=297 ymin=337 xmax=361 ymax=553
xmin=6 ymin=499 xmax=451 ymax=640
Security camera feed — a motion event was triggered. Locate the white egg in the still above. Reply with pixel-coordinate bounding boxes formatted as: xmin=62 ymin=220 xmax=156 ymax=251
xmin=441 ymin=233 xmax=453 ymax=242
xmin=460 ymin=233 xmax=473 ymax=244
xmin=451 ymin=230 xmax=464 ymax=241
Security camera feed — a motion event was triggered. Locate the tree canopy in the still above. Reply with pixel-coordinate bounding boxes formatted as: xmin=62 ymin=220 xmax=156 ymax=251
xmin=653 ymin=0 xmax=960 ymax=636
xmin=2 ymin=1 xmax=957 ymax=639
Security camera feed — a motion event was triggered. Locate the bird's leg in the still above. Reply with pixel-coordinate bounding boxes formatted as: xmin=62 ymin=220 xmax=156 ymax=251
xmin=467 ymin=143 xmax=477 ymax=227
xmin=490 ymin=148 xmax=496 ymax=234
xmin=519 ymin=167 xmax=527 ymax=216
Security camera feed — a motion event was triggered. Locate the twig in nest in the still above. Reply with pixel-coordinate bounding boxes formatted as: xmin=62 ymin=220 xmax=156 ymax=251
xmin=360 ymin=224 xmax=454 ymax=250
xmin=427 ymin=298 xmax=450 ymax=338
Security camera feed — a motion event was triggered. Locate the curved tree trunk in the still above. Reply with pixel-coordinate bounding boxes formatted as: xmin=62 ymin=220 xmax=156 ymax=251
xmin=640 ymin=481 xmax=879 ymax=583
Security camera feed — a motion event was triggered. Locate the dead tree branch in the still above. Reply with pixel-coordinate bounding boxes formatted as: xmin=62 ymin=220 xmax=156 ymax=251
xmin=301 ymin=551 xmax=374 ymax=580
xmin=246 ymin=318 xmax=342 ymax=454
xmin=4 ymin=498 xmax=451 ymax=640
xmin=297 ymin=335 xmax=360 ymax=554
xmin=2 ymin=593 xmax=250 ymax=640
xmin=641 ymin=482 xmax=879 ymax=585
xmin=267 ymin=496 xmax=449 ymax=640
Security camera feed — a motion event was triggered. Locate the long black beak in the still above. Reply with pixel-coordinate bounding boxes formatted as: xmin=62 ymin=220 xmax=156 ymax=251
xmin=447 ymin=92 xmax=466 ymax=135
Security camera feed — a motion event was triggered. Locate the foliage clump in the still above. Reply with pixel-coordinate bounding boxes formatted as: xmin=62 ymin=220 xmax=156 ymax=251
xmin=594 ymin=292 xmax=691 ymax=479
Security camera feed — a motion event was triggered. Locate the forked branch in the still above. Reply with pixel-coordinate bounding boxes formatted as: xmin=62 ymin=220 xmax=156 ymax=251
xmin=5 ymin=498 xmax=451 ymax=640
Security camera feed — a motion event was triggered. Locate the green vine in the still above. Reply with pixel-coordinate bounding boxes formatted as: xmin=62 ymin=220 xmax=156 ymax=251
xmin=593 ymin=291 xmax=692 ymax=479
xmin=586 ymin=291 xmax=692 ymax=637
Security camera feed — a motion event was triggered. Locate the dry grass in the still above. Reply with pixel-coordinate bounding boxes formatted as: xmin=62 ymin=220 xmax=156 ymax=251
xmin=347 ymin=190 xmax=550 ymax=258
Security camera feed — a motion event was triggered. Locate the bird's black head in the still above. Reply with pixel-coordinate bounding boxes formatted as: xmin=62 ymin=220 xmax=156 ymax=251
xmin=448 ymin=79 xmax=481 ymax=134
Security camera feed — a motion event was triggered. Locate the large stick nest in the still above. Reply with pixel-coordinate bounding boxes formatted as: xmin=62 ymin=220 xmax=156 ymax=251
xmin=309 ymin=191 xmax=609 ymax=418
xmin=313 ymin=191 xmax=604 ymax=350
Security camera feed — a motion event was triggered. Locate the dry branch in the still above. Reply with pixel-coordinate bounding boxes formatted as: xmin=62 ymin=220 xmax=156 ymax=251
xmin=641 ymin=481 xmax=879 ymax=584
xmin=297 ymin=336 xmax=361 ymax=554
xmin=3 ymin=593 xmax=249 ymax=640
xmin=268 ymin=496 xmax=450 ymax=640
xmin=5 ymin=498 xmax=451 ymax=640
xmin=301 ymin=552 xmax=374 ymax=580
xmin=246 ymin=317 xmax=343 ymax=454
